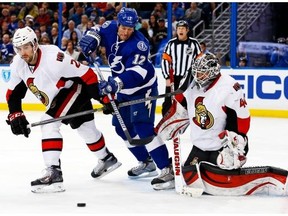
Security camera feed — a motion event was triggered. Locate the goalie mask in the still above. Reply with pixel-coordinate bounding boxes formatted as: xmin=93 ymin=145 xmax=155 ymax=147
xmin=191 ymin=53 xmax=221 ymax=88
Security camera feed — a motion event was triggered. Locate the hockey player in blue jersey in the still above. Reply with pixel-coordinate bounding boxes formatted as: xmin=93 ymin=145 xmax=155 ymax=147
xmin=79 ymin=7 xmax=174 ymax=190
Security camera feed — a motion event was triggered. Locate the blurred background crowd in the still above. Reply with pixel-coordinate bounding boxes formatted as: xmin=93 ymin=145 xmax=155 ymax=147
xmin=0 ymin=2 xmax=221 ymax=66
xmin=0 ymin=2 xmax=288 ymax=68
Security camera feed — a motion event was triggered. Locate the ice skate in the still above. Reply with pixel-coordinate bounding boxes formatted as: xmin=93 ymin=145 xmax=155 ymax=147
xmin=31 ymin=165 xmax=65 ymax=193
xmin=91 ymin=152 xmax=122 ymax=179
xmin=151 ymin=164 xmax=175 ymax=190
xmin=128 ymin=157 xmax=158 ymax=179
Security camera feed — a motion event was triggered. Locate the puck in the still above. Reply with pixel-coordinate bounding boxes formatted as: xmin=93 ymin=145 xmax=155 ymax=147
xmin=77 ymin=203 xmax=86 ymax=207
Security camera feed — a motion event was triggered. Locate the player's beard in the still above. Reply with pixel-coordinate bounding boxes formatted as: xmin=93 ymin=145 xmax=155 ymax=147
xmin=22 ymin=52 xmax=37 ymax=64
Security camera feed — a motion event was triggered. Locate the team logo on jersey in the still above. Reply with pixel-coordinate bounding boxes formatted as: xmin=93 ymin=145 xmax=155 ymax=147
xmin=102 ymin=21 xmax=111 ymax=29
xmin=137 ymin=41 xmax=148 ymax=52
xmin=1 ymin=69 xmax=11 ymax=82
xmin=108 ymin=54 xmax=125 ymax=74
xmin=193 ymin=96 xmax=214 ymax=129
xmin=26 ymin=78 xmax=49 ymax=106
xmin=186 ymin=47 xmax=193 ymax=55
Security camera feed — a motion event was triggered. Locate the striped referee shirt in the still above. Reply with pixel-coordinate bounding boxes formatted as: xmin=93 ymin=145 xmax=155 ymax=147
xmin=161 ymin=37 xmax=201 ymax=79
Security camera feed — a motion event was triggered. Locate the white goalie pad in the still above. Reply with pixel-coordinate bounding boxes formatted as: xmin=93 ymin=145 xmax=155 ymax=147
xmin=155 ymin=100 xmax=189 ymax=141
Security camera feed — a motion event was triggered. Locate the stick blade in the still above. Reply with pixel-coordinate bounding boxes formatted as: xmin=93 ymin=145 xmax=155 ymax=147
xmin=181 ymin=186 xmax=204 ymax=198
xmin=129 ymin=135 xmax=155 ymax=146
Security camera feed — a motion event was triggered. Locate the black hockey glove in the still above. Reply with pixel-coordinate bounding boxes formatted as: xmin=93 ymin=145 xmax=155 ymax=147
xmin=6 ymin=112 xmax=31 ymax=138
xmin=161 ymin=86 xmax=172 ymax=117
xmin=100 ymin=96 xmax=118 ymax=115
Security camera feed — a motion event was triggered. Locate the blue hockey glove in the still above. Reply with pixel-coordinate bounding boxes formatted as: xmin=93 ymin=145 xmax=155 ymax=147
xmin=98 ymin=76 xmax=123 ymax=96
xmin=79 ymin=29 xmax=101 ymax=60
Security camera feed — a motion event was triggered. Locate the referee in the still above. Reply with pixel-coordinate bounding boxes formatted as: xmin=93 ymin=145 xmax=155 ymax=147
xmin=161 ymin=20 xmax=201 ymax=116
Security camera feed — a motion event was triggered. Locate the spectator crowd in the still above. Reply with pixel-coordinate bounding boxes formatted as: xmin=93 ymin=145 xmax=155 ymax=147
xmin=0 ymin=2 xmax=216 ymax=65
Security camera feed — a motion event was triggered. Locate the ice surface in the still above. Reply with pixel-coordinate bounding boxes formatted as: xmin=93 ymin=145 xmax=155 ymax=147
xmin=0 ymin=111 xmax=288 ymax=215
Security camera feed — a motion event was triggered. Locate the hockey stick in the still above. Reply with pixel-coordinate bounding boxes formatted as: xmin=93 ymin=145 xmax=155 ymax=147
xmin=29 ymin=90 xmax=183 ymax=128
xmin=168 ymin=66 xmax=204 ymax=197
xmin=168 ymin=66 xmax=182 ymax=194
xmin=92 ymin=63 xmax=154 ymax=146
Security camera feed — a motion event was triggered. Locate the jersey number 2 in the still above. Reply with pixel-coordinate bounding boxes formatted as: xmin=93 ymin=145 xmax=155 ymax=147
xmin=70 ymin=59 xmax=81 ymax=68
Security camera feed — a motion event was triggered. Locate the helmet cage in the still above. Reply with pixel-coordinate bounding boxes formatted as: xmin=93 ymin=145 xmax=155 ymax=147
xmin=192 ymin=54 xmax=220 ymax=87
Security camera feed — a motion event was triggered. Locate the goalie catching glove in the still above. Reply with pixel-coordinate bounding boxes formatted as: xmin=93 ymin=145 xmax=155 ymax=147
xmin=155 ymin=99 xmax=189 ymax=140
xmin=217 ymin=130 xmax=247 ymax=170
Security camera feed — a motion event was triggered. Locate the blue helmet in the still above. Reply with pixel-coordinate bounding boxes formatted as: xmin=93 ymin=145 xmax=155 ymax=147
xmin=117 ymin=7 xmax=138 ymax=28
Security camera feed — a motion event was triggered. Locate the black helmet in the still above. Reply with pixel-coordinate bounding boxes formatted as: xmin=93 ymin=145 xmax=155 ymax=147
xmin=176 ymin=20 xmax=189 ymax=28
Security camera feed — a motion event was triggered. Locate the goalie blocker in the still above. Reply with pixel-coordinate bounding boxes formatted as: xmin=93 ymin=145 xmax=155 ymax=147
xmin=183 ymin=162 xmax=288 ymax=196
xmin=155 ymin=99 xmax=189 ymax=141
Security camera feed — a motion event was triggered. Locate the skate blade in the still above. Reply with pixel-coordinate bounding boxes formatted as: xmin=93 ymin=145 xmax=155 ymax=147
xmin=31 ymin=182 xmax=65 ymax=193
xmin=94 ymin=162 xmax=122 ymax=179
xmin=153 ymin=180 xmax=175 ymax=190
xmin=128 ymin=170 xmax=158 ymax=179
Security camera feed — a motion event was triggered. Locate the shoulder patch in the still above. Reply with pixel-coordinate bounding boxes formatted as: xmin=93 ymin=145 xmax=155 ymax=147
xmin=233 ymin=82 xmax=241 ymax=91
xmin=56 ymin=52 xmax=64 ymax=62
xmin=137 ymin=41 xmax=148 ymax=51
xmin=102 ymin=21 xmax=111 ymax=29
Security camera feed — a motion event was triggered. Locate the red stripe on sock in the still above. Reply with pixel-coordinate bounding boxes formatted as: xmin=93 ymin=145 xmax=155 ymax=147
xmin=87 ymin=135 xmax=105 ymax=152
xmin=42 ymin=138 xmax=63 ymax=151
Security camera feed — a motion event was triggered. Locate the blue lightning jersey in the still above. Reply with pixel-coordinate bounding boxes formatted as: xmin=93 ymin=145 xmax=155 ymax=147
xmin=96 ymin=20 xmax=158 ymax=101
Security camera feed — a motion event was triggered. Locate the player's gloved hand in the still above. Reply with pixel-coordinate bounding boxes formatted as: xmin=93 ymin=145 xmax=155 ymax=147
xmin=217 ymin=130 xmax=247 ymax=169
xmin=161 ymin=86 xmax=172 ymax=116
xmin=79 ymin=29 xmax=101 ymax=61
xmin=6 ymin=112 xmax=31 ymax=138
xmin=100 ymin=95 xmax=118 ymax=115
xmin=219 ymin=130 xmax=247 ymax=155
xmin=98 ymin=76 xmax=123 ymax=96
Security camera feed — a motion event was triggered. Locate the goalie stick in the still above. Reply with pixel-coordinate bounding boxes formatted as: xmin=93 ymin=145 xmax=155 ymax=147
xmin=168 ymin=66 xmax=204 ymax=197
xmin=168 ymin=66 xmax=183 ymax=194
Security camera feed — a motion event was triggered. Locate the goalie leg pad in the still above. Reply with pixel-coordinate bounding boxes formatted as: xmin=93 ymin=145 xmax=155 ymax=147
xmin=200 ymin=162 xmax=288 ymax=196
xmin=183 ymin=166 xmax=205 ymax=189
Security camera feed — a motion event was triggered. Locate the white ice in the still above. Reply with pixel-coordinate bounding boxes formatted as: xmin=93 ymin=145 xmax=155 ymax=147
xmin=0 ymin=111 xmax=288 ymax=215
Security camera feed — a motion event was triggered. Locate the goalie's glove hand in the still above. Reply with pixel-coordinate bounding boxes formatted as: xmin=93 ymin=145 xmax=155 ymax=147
xmin=79 ymin=29 xmax=100 ymax=61
xmin=6 ymin=112 xmax=31 ymax=138
xmin=217 ymin=130 xmax=247 ymax=169
xmin=156 ymin=99 xmax=189 ymax=141
xmin=100 ymin=95 xmax=119 ymax=115
xmin=218 ymin=130 xmax=246 ymax=155
xmin=98 ymin=76 xmax=123 ymax=96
